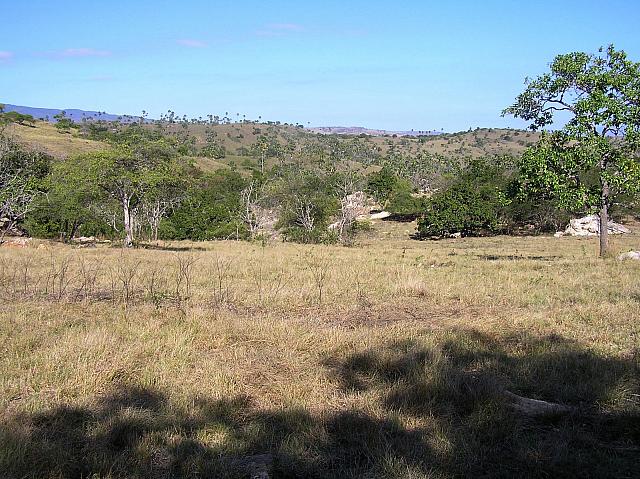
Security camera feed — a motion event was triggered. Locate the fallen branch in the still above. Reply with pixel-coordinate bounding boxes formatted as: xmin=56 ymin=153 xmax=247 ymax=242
xmin=504 ymin=390 xmax=573 ymax=416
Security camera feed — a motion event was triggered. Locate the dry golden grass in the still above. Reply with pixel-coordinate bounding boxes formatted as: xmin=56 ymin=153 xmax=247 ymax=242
xmin=7 ymin=122 xmax=107 ymax=158
xmin=1 ymin=226 xmax=639 ymax=477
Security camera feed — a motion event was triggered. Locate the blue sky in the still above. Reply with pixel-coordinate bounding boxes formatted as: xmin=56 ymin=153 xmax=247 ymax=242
xmin=2 ymin=0 xmax=639 ymax=131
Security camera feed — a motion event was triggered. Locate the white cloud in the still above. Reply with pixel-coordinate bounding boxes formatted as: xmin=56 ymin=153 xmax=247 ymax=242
xmin=176 ymin=39 xmax=207 ymax=48
xmin=0 ymin=51 xmax=14 ymax=62
xmin=59 ymin=48 xmax=111 ymax=58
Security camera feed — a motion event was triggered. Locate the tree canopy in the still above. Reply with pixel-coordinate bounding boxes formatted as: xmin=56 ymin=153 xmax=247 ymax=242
xmin=503 ymin=45 xmax=640 ymax=256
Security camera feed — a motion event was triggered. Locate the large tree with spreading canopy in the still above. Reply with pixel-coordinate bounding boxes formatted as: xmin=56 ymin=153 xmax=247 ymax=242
xmin=503 ymin=45 xmax=640 ymax=256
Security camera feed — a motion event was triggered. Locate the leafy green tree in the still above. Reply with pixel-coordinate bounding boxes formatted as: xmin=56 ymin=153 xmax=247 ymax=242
xmin=252 ymin=135 xmax=282 ymax=174
xmin=272 ymin=169 xmax=339 ymax=244
xmin=53 ymin=111 xmax=75 ymax=133
xmin=503 ymin=45 xmax=640 ymax=256
xmin=70 ymin=147 xmax=181 ymax=247
xmin=366 ymin=166 xmax=424 ymax=217
xmin=24 ymin=159 xmax=106 ymax=240
xmin=418 ymin=183 xmax=505 ymax=238
xmin=417 ymin=159 xmax=512 ymax=238
xmin=0 ymin=134 xmax=51 ymax=241
xmin=201 ymin=128 xmax=226 ymax=159
xmin=366 ymin=166 xmax=399 ymax=208
xmin=162 ymin=170 xmax=246 ymax=240
xmin=1 ymin=111 xmax=36 ymax=127
xmin=386 ymin=179 xmax=424 ymax=218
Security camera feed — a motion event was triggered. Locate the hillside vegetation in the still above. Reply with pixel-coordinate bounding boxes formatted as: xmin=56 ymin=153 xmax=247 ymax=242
xmin=7 ymin=118 xmax=537 ymax=168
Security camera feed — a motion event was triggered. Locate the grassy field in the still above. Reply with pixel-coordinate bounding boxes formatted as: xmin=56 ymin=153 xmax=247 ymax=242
xmin=6 ymin=122 xmax=107 ymax=158
xmin=0 ymin=223 xmax=638 ymax=478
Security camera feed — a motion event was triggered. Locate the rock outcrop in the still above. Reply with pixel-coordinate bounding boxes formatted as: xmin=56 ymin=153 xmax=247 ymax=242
xmin=556 ymin=215 xmax=630 ymax=237
xmin=341 ymin=191 xmax=379 ymax=219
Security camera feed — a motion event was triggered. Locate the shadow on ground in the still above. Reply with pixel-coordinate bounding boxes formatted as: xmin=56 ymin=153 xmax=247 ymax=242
xmin=1 ymin=330 xmax=638 ymax=478
xmin=474 ymin=253 xmax=561 ymax=261
xmin=136 ymin=243 xmax=207 ymax=252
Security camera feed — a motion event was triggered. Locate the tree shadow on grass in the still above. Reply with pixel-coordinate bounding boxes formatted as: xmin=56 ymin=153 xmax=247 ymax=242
xmin=1 ymin=330 xmax=638 ymax=478
xmin=1 ymin=384 xmax=439 ymax=478
xmin=324 ymin=330 xmax=639 ymax=478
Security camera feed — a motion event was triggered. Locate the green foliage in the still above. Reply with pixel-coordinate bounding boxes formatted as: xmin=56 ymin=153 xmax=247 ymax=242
xmin=53 ymin=111 xmax=75 ymax=133
xmin=366 ymin=166 xmax=397 ymax=206
xmin=251 ymin=134 xmax=283 ymax=173
xmin=0 ymin=111 xmax=36 ymax=127
xmin=272 ymin=169 xmax=339 ymax=244
xmin=0 ymin=134 xmax=51 ymax=236
xmin=201 ymin=128 xmax=226 ymax=159
xmin=386 ymin=178 xmax=424 ymax=217
xmin=48 ymin=144 xmax=185 ymax=245
xmin=417 ymin=184 xmax=506 ymax=238
xmin=504 ymin=45 xmax=640 ymax=255
xmin=161 ymin=170 xmax=247 ymax=240
xmin=24 ymin=159 xmax=109 ymax=240
xmin=417 ymin=159 xmax=511 ymax=238
xmin=504 ymin=45 xmax=640 ymax=212
xmin=281 ymin=225 xmax=338 ymax=244
xmin=366 ymin=167 xmax=426 ymax=217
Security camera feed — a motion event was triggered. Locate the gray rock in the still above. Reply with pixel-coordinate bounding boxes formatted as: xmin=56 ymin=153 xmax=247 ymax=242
xmin=618 ymin=251 xmax=640 ymax=261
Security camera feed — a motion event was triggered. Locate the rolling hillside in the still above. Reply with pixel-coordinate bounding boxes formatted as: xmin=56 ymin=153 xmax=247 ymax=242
xmin=4 ymin=112 xmax=539 ymax=178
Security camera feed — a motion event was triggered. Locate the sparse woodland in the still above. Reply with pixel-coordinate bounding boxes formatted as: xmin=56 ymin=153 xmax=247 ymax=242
xmin=1 ymin=46 xmax=639 ymax=478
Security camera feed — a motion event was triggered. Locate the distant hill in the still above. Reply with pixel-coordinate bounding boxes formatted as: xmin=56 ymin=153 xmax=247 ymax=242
xmin=1 ymin=103 xmax=140 ymax=123
xmin=4 ymin=103 xmax=539 ymax=170
xmin=3 ymin=103 xmax=442 ymax=136
xmin=310 ymin=126 xmax=441 ymax=137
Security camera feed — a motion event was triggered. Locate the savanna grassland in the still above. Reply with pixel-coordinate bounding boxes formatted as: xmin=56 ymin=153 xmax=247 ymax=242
xmin=1 ymin=223 xmax=639 ymax=478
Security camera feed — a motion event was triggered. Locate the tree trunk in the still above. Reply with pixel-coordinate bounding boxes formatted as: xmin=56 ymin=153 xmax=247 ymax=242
xmin=123 ymin=197 xmax=133 ymax=248
xmin=69 ymin=220 xmax=79 ymax=242
xmin=599 ymin=161 xmax=610 ymax=258
xmin=599 ymin=202 xmax=609 ymax=257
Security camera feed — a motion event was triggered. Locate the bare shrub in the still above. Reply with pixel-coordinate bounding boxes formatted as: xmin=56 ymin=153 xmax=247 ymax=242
xmin=145 ymin=264 xmax=171 ymax=309
xmin=350 ymin=266 xmax=372 ymax=307
xmin=74 ymin=255 xmax=104 ymax=302
xmin=44 ymin=252 xmax=75 ymax=301
xmin=0 ymin=256 xmax=17 ymax=298
xmin=248 ymin=254 xmax=266 ymax=304
xmin=209 ymin=254 xmax=234 ymax=306
xmin=112 ymin=253 xmax=142 ymax=305
xmin=304 ymin=250 xmax=331 ymax=305
xmin=17 ymin=254 xmax=35 ymax=297
xmin=247 ymin=248 xmax=291 ymax=307
xmin=174 ymin=254 xmax=197 ymax=300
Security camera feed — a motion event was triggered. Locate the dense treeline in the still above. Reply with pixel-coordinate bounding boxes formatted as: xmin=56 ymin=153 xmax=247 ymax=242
xmin=0 ymin=110 xmax=636 ymax=246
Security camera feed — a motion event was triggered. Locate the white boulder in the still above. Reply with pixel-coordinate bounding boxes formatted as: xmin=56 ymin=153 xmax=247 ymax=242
xmin=72 ymin=236 xmax=97 ymax=244
xmin=558 ymin=215 xmax=630 ymax=237
xmin=368 ymin=211 xmax=391 ymax=220
xmin=618 ymin=251 xmax=640 ymax=261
